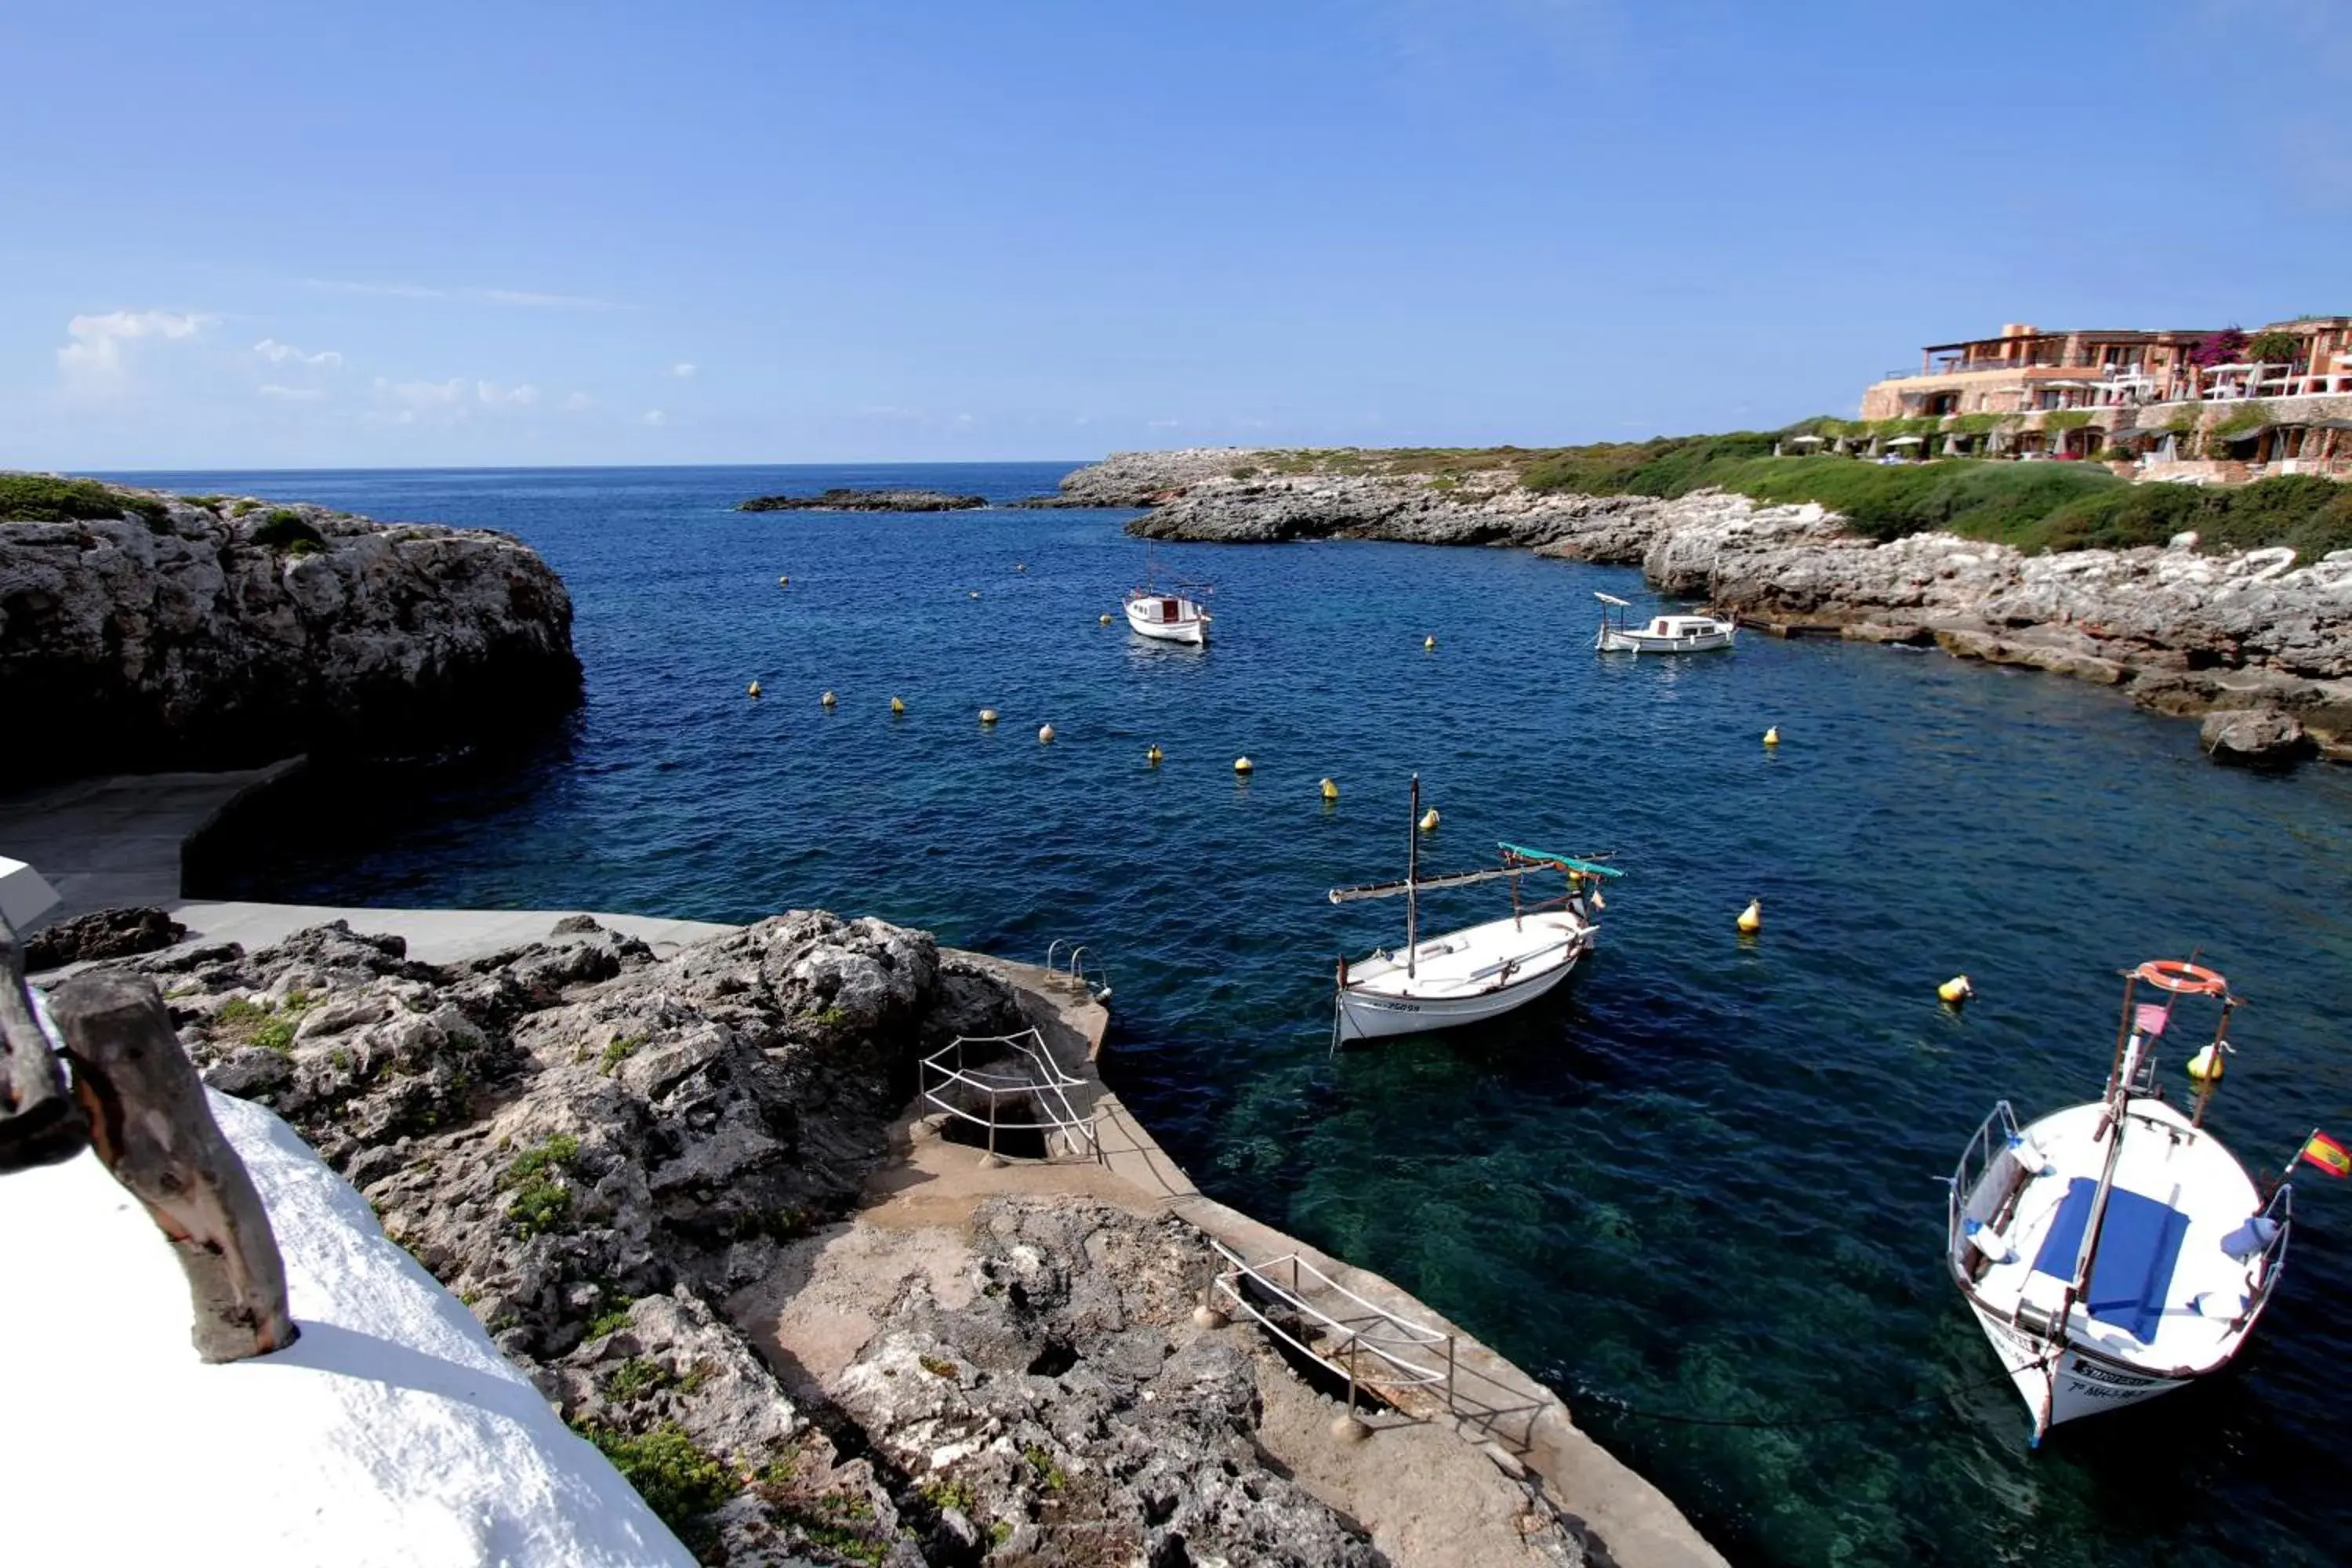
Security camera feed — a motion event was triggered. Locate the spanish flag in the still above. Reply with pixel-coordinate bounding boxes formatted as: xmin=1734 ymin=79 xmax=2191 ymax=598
xmin=2299 ymin=1131 xmax=2352 ymax=1179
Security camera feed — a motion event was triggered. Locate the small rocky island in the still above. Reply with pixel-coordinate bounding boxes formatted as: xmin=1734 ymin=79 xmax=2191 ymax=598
xmin=739 ymin=489 xmax=987 ymax=513
xmin=0 ymin=474 xmax=580 ymax=777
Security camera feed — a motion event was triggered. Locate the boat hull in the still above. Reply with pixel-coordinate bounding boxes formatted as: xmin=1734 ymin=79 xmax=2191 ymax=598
xmin=1125 ymin=597 xmax=1207 ymax=644
xmin=1962 ymin=1296 xmax=2194 ymax=1436
xmin=1595 ymin=626 xmax=1734 ymax=654
xmin=1334 ymin=914 xmax=1591 ymax=1044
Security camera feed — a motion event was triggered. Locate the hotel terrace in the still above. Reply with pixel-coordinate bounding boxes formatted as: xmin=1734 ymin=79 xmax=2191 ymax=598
xmin=1857 ymin=318 xmax=2352 ymax=478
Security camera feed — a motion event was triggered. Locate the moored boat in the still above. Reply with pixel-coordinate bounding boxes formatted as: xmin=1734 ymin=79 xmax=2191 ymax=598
xmin=1327 ymin=776 xmax=1621 ymax=1048
xmin=1947 ymin=959 xmax=2300 ymax=1443
xmin=1592 ymin=592 xmax=1735 ymax=653
xmin=1124 ymin=586 xmax=1210 ymax=644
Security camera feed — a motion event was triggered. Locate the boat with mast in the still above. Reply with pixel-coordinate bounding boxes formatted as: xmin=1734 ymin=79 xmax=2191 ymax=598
xmin=1947 ymin=959 xmax=2296 ymax=1443
xmin=1327 ymin=775 xmax=1621 ymax=1048
xmin=1592 ymin=592 xmax=1735 ymax=653
xmin=1124 ymin=543 xmax=1212 ymax=645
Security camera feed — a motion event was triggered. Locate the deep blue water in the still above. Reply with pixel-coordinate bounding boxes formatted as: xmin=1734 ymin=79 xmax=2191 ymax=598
xmin=107 ymin=463 xmax=2352 ymax=1566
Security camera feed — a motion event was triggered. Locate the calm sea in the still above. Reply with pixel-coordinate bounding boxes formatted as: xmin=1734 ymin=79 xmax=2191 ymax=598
xmin=107 ymin=463 xmax=2352 ymax=1566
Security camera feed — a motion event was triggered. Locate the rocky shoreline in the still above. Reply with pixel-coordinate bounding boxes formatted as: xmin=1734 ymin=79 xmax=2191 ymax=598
xmin=63 ymin=910 xmax=1548 ymax=1566
xmin=0 ymin=477 xmax=581 ymax=777
xmin=739 ymin=488 xmax=987 ymax=513
xmin=1072 ymin=449 xmax=2352 ymax=764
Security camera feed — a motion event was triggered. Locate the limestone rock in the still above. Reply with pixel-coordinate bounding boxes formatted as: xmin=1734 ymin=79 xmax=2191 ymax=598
xmin=0 ymin=479 xmax=581 ymax=776
xmin=2201 ymin=708 xmax=2317 ymax=768
xmin=22 ymin=906 xmax=185 ymax=970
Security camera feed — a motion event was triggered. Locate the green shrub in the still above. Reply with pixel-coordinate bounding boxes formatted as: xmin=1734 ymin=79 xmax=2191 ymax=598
xmin=579 ymin=1423 xmax=738 ymax=1555
xmin=1707 ymin=456 xmax=2123 ymax=548
xmin=501 ymin=1134 xmax=582 ymax=1236
xmin=2036 ymin=474 xmax=2352 ymax=557
xmin=597 ymin=1033 xmax=644 ymax=1075
xmin=0 ymin=474 xmax=167 ymax=526
xmin=606 ymin=1357 xmax=673 ymax=1403
xmin=251 ymin=510 xmax=325 ymax=550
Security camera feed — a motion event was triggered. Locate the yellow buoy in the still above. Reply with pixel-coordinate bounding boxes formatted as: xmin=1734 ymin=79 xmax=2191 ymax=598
xmin=1146 ymin=744 xmax=1164 ymax=764
xmin=890 ymin=695 xmax=906 ymax=714
xmin=777 ymin=575 xmax=789 ymax=586
xmin=969 ymin=590 xmax=981 ymax=599
xmin=1418 ymin=808 xmax=1440 ymax=832
xmin=747 ymin=680 xmax=761 ymax=698
xmin=1015 ymin=563 xmax=1028 ymax=572
xmin=1099 ymin=612 xmax=1113 ymax=624
xmin=1234 ymin=757 xmax=1254 ymax=775
xmin=820 ymin=690 xmax=837 ymax=708
xmin=1763 ymin=726 xmax=1780 ymax=747
xmin=1423 ymin=635 xmax=1436 ymax=652
xmin=1737 ymin=898 xmax=1762 ymax=934
xmin=1320 ymin=778 xmax=1339 ymax=801
xmin=2188 ymin=1044 xmax=2226 ymax=1082
xmin=1038 ymin=723 xmax=1055 ymax=743
xmin=979 ymin=709 xmax=999 ymax=724
xmin=1938 ymin=975 xmax=1973 ymax=1005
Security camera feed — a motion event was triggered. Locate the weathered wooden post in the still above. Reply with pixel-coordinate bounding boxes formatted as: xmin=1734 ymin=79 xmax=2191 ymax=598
xmin=49 ymin=971 xmax=299 ymax=1363
xmin=0 ymin=913 xmax=90 ymax=1172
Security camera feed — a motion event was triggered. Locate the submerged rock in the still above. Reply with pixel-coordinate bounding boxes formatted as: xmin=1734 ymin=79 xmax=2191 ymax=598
xmin=0 ymin=477 xmax=581 ymax=776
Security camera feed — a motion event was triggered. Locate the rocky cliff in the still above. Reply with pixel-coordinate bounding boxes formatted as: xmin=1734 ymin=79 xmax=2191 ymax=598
xmin=0 ymin=477 xmax=581 ymax=775
xmin=1081 ymin=452 xmax=2352 ymax=760
xmin=84 ymin=913 xmax=1394 ymax=1566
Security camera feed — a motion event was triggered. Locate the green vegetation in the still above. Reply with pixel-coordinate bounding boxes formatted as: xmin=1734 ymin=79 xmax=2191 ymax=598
xmin=500 ymin=1133 xmax=583 ymax=1237
xmin=0 ymin=474 xmax=167 ymax=527
xmin=577 ymin=1422 xmax=738 ymax=1556
xmin=212 ymin=995 xmax=299 ymax=1053
xmin=1519 ymin=431 xmax=1782 ymax=497
xmin=1022 ymin=1444 xmax=1067 ymax=1493
xmin=918 ymin=1354 xmax=959 ymax=1379
xmin=2246 ymin=329 xmax=2301 ymax=364
xmin=919 ymin=1476 xmax=978 ymax=1515
xmin=1721 ymin=456 xmax=2125 ymax=546
xmin=586 ymin=1303 xmax=637 ymax=1341
xmin=597 ymin=1033 xmax=644 ymax=1075
xmin=2211 ymin=401 xmax=2275 ymax=441
xmin=606 ymin=1356 xmax=673 ymax=1402
xmin=2036 ymin=474 xmax=2352 ymax=557
xmin=251 ymin=509 xmax=325 ymax=550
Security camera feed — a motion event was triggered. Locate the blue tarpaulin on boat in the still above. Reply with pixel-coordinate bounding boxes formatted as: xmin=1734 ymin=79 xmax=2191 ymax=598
xmin=2031 ymin=1176 xmax=2190 ymax=1344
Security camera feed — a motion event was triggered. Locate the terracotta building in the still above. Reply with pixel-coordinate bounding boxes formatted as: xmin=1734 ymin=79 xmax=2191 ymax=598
xmin=1861 ymin=319 xmax=2352 ymax=420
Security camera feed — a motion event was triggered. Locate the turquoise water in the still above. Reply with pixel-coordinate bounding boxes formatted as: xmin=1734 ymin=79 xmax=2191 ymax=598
xmin=112 ymin=464 xmax=2352 ymax=1566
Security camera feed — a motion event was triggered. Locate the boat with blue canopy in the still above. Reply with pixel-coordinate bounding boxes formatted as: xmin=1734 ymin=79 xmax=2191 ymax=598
xmin=1947 ymin=958 xmax=2293 ymax=1442
xmin=1326 ymin=777 xmax=1621 ymax=1048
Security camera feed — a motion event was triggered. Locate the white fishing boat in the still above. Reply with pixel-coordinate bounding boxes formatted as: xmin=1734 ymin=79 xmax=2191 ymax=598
xmin=1124 ymin=586 xmax=1210 ymax=644
xmin=1947 ymin=959 xmax=2301 ymax=1444
xmin=1327 ymin=776 xmax=1621 ymax=1048
xmin=1592 ymin=592 xmax=1735 ymax=653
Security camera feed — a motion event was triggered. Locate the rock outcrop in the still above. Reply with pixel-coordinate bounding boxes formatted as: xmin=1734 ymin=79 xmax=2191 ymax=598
xmin=0 ymin=478 xmax=581 ymax=776
xmin=739 ymin=489 xmax=987 ymax=512
xmin=1069 ymin=452 xmax=2352 ymax=761
xmin=91 ymin=913 xmax=1388 ymax=1566
xmin=2201 ymin=708 xmax=2317 ymax=768
xmin=22 ymin=906 xmax=186 ymax=968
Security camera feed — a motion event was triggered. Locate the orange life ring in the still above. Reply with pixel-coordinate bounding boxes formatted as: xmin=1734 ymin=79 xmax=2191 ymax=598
xmin=2135 ymin=959 xmax=2228 ymax=996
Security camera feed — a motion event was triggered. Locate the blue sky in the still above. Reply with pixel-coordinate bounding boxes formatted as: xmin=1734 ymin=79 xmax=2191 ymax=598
xmin=5 ymin=0 xmax=2347 ymax=468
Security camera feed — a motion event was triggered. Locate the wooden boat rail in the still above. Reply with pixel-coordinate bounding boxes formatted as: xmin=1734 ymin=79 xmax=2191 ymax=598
xmin=920 ymin=1028 xmax=1102 ymax=1163
xmin=1211 ymin=1240 xmax=1457 ymax=1412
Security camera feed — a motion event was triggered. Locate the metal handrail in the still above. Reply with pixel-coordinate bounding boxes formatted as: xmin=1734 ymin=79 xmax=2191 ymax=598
xmin=920 ymin=1028 xmax=1102 ymax=1163
xmin=1946 ymin=1100 xmax=2023 ymax=1269
xmin=1210 ymin=1241 xmax=1456 ymax=1412
xmin=2235 ymin=1182 xmax=2293 ymax=1330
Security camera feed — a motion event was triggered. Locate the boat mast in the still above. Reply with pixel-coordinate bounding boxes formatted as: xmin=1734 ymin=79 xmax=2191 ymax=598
xmin=1406 ymin=775 xmax=1420 ymax=979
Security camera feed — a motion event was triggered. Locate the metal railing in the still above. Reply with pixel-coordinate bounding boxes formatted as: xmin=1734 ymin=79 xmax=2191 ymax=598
xmin=1210 ymin=1241 xmax=1456 ymax=1415
xmin=1044 ymin=940 xmax=1113 ymax=1003
xmin=1945 ymin=1099 xmax=2024 ymax=1274
xmin=920 ymin=1028 xmax=1102 ymax=1163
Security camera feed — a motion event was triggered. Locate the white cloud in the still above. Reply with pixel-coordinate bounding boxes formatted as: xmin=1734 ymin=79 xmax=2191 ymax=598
xmin=562 ymin=391 xmax=594 ymax=412
xmin=476 ymin=380 xmax=541 ymax=407
xmin=253 ymin=338 xmax=343 ymax=368
xmin=379 ymin=376 xmax=468 ymax=407
xmin=670 ymin=362 xmax=697 ymax=378
xmin=257 ymin=383 xmax=325 ymax=401
xmin=642 ymin=408 xmax=667 ymax=426
xmin=56 ymin=310 xmax=216 ymax=391
xmin=476 ymin=287 xmax=623 ymax=310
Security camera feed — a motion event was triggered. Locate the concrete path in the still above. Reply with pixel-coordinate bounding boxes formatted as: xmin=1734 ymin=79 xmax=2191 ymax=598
xmin=167 ymin=901 xmax=738 ymax=967
xmin=0 ymin=760 xmax=304 ymax=925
